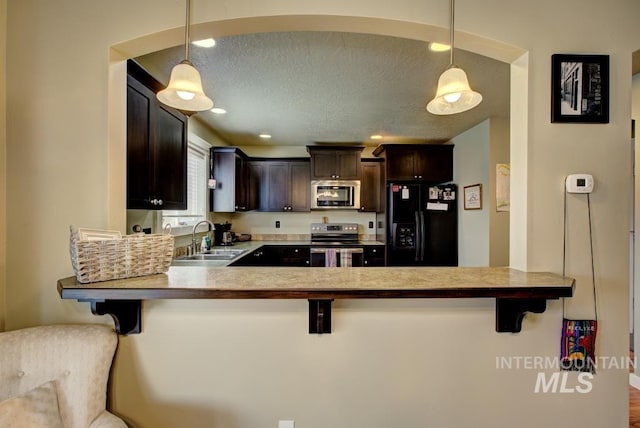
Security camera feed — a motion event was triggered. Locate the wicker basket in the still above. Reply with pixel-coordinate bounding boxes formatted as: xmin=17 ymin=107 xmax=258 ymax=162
xmin=69 ymin=226 xmax=174 ymax=283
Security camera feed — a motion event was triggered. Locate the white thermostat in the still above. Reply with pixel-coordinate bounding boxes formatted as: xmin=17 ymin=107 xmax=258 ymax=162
xmin=565 ymin=174 xmax=594 ymax=194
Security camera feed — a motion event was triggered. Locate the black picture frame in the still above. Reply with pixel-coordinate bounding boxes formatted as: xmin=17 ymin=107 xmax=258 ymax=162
xmin=551 ymin=54 xmax=609 ymax=123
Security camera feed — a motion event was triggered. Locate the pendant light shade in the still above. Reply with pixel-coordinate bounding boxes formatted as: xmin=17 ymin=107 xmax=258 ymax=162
xmin=426 ymin=66 xmax=482 ymax=115
xmin=157 ymin=60 xmax=213 ymax=111
xmin=426 ymin=0 xmax=482 ymax=115
xmin=156 ymin=0 xmax=213 ymax=113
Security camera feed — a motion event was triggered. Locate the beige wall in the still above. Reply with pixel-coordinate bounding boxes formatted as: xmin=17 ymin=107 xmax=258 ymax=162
xmin=489 ymin=116 xmax=510 ymax=266
xmin=0 ymin=0 xmax=5 ymax=331
xmin=5 ymin=1 xmax=640 ymax=427
xmin=633 ymin=73 xmax=640 ymax=364
xmin=453 ymin=120 xmax=490 ymax=266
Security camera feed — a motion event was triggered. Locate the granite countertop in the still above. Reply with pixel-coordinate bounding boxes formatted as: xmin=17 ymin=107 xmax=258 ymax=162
xmin=58 ymin=266 xmax=574 ymax=297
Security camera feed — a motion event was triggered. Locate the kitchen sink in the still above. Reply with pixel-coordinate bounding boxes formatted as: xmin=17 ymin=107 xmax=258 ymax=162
xmin=177 ymin=249 xmax=247 ymax=261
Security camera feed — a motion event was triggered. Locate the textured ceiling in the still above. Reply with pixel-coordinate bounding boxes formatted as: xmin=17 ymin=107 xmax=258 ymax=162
xmin=136 ymin=31 xmax=510 ymax=146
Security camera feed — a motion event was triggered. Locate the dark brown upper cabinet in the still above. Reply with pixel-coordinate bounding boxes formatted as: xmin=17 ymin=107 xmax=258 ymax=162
xmin=359 ymin=159 xmax=383 ymax=212
xmin=307 ymin=146 xmax=364 ymax=180
xmin=257 ymin=159 xmax=310 ymax=212
xmin=127 ymin=60 xmax=187 ymax=210
xmin=210 ymin=147 xmax=257 ymax=212
xmin=373 ymin=144 xmax=453 ymax=183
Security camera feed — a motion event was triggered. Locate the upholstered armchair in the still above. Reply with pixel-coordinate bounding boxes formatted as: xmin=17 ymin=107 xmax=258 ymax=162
xmin=0 ymin=324 xmax=127 ymax=427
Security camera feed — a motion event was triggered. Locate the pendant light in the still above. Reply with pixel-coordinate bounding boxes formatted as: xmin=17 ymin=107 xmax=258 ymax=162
xmin=157 ymin=0 xmax=213 ymax=113
xmin=426 ymin=0 xmax=482 ymax=115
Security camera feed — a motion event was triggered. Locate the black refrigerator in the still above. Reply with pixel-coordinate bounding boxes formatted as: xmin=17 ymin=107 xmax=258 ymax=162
xmin=387 ymin=183 xmax=458 ymax=266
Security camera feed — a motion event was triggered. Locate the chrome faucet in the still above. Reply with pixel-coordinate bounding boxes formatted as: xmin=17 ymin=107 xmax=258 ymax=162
xmin=192 ymin=220 xmax=215 ymax=254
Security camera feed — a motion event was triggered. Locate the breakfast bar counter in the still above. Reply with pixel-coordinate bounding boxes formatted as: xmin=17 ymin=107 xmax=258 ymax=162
xmin=57 ymin=266 xmax=574 ymax=335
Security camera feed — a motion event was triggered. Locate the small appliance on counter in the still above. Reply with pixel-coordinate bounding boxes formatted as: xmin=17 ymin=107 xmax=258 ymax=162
xmin=213 ymin=222 xmax=234 ymax=246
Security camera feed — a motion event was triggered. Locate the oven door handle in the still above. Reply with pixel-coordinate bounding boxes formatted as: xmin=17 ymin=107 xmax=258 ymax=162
xmin=310 ymin=248 xmax=363 ymax=253
xmin=337 ymin=248 xmax=363 ymax=254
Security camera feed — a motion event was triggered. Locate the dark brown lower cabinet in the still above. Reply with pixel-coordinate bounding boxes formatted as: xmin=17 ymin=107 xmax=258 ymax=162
xmin=230 ymin=246 xmax=310 ymax=267
xmin=363 ymin=245 xmax=385 ymax=266
xmin=230 ymin=245 xmax=385 ymax=267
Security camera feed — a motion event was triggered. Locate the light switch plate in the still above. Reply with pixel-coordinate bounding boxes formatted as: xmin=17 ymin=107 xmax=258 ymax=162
xmin=279 ymin=421 xmax=294 ymax=428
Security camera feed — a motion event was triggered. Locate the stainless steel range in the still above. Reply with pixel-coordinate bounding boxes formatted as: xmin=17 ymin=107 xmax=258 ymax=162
xmin=310 ymin=223 xmax=363 ymax=267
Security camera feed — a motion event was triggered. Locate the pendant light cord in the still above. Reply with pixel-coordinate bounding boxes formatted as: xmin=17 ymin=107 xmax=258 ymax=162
xmin=449 ymin=0 xmax=455 ymax=66
xmin=184 ymin=0 xmax=191 ymax=62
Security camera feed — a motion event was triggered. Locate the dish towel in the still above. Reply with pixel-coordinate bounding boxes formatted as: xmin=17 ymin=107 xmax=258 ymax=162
xmin=339 ymin=249 xmax=352 ymax=267
xmin=325 ymin=249 xmax=337 ymax=267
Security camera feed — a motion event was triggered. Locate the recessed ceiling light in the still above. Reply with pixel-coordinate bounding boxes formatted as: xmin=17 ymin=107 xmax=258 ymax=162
xmin=429 ymin=42 xmax=451 ymax=52
xmin=370 ymin=134 xmax=383 ymax=140
xmin=211 ymin=107 xmax=227 ymax=114
xmin=259 ymin=134 xmax=272 ymax=139
xmin=192 ymin=38 xmax=216 ymax=48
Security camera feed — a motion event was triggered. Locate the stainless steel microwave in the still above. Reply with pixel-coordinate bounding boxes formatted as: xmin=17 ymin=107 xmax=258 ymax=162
xmin=311 ymin=180 xmax=361 ymax=209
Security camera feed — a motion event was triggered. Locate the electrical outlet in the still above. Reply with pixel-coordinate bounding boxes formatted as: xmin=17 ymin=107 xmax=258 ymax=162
xmin=368 ymin=221 xmax=374 ymax=229
xmin=275 ymin=221 xmax=281 ymax=229
xmin=279 ymin=421 xmax=294 ymax=428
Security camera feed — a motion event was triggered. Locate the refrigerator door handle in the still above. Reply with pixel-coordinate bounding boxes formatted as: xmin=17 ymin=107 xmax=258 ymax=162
xmin=419 ymin=210 xmax=426 ymax=261
xmin=391 ymin=222 xmax=397 ymax=250
xmin=414 ymin=211 xmax=421 ymax=261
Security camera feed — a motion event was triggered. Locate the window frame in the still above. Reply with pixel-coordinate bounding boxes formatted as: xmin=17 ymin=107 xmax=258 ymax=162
xmin=162 ymin=134 xmax=211 ymax=236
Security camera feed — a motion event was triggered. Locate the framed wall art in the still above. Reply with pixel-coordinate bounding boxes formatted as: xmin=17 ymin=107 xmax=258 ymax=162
xmin=551 ymin=54 xmax=609 ymax=123
xmin=463 ymin=184 xmax=482 ymax=210
xmin=496 ymin=164 xmax=510 ymax=212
